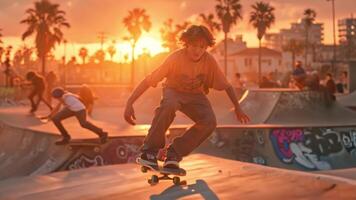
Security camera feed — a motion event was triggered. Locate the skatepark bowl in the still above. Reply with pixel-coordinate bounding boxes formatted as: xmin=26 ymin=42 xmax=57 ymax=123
xmin=1 ymin=88 xmax=356 ymax=199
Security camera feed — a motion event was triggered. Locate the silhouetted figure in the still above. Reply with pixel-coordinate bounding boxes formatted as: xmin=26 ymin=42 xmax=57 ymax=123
xmin=292 ymin=61 xmax=306 ymax=89
xmin=336 ymin=71 xmax=348 ymax=94
xmin=231 ymin=73 xmax=245 ymax=99
xmin=305 ymin=71 xmax=321 ymax=91
xmin=26 ymin=71 xmax=52 ymax=113
xmin=325 ymin=73 xmax=336 ymax=100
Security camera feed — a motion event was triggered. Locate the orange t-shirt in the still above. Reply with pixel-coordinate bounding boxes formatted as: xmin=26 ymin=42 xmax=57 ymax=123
xmin=145 ymin=49 xmax=230 ymax=94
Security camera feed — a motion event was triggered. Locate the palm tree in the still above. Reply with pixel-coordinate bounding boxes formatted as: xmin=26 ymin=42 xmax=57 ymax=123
xmin=107 ymin=41 xmax=117 ymax=61
xmin=94 ymin=49 xmax=105 ymax=63
xmin=282 ymin=39 xmax=304 ymax=70
xmin=0 ymin=28 xmax=3 ymax=63
xmin=160 ymin=19 xmax=190 ymax=51
xmin=303 ymin=8 xmax=316 ymax=68
xmin=199 ymin=13 xmax=221 ymax=35
xmin=123 ymin=8 xmax=151 ymax=86
xmin=79 ymin=47 xmax=88 ymax=64
xmin=249 ymin=1 xmax=275 ymax=86
xmin=0 ymin=28 xmax=3 ymax=44
xmin=215 ymin=0 xmax=243 ymax=75
xmin=21 ymin=0 xmax=70 ymax=75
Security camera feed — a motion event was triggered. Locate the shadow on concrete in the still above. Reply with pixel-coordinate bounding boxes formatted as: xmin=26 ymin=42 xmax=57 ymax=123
xmin=150 ymin=179 xmax=219 ymax=200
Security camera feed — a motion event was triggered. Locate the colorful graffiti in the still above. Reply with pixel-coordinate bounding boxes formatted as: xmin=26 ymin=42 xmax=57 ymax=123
xmin=68 ymin=155 xmax=105 ymax=170
xmin=63 ymin=137 xmax=144 ymax=171
xmin=270 ymin=128 xmax=356 ymax=170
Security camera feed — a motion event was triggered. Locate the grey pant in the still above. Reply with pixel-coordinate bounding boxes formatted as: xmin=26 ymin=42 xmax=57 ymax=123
xmin=143 ymin=88 xmax=217 ymax=158
xmin=52 ymin=108 xmax=104 ymax=138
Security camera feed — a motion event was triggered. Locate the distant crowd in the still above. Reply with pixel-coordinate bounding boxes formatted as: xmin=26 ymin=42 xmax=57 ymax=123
xmin=231 ymin=61 xmax=348 ymax=101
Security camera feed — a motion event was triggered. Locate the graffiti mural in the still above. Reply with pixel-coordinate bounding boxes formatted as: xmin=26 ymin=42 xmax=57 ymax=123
xmin=269 ymin=128 xmax=354 ymax=170
xmin=61 ymin=136 xmax=144 ymax=171
xmin=341 ymin=130 xmax=356 ymax=158
xmin=68 ymin=155 xmax=105 ymax=170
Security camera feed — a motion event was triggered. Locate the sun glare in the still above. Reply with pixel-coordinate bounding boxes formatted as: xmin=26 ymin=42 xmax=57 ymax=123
xmin=116 ymin=34 xmax=167 ymax=62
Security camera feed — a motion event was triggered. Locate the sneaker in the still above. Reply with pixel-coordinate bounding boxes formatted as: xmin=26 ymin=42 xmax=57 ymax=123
xmin=99 ymin=132 xmax=108 ymax=144
xmin=163 ymin=148 xmax=181 ymax=170
xmin=55 ymin=136 xmax=71 ymax=145
xmin=139 ymin=152 xmax=158 ymax=167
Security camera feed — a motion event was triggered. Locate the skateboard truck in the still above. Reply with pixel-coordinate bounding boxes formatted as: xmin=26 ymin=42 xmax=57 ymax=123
xmin=141 ymin=165 xmax=184 ymax=185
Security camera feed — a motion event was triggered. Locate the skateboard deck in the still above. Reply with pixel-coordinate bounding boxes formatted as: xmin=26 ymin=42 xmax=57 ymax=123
xmin=67 ymin=140 xmax=102 ymax=152
xmin=136 ymin=157 xmax=186 ymax=185
xmin=36 ymin=115 xmax=49 ymax=123
xmin=27 ymin=113 xmax=50 ymax=123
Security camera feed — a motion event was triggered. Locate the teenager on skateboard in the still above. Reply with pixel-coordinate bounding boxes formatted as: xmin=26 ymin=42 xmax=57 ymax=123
xmin=25 ymin=71 xmax=53 ymax=113
xmin=124 ymin=25 xmax=250 ymax=171
xmin=45 ymin=87 xmax=108 ymax=145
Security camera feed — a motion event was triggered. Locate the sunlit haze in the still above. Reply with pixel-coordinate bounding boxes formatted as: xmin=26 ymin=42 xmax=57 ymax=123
xmin=1 ymin=0 xmax=355 ymax=62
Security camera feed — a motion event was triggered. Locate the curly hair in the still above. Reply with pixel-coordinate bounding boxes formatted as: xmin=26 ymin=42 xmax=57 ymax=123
xmin=179 ymin=25 xmax=215 ymax=47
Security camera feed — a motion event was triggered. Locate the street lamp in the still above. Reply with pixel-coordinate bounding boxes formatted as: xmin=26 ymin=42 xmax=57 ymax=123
xmin=326 ymin=0 xmax=336 ymax=71
xmin=63 ymin=39 xmax=67 ymax=87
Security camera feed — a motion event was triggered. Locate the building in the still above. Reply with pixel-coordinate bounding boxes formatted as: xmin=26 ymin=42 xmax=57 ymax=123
xmin=210 ymin=35 xmax=247 ymax=80
xmin=264 ymin=19 xmax=324 ymax=51
xmin=338 ymin=17 xmax=356 ymax=45
xmin=338 ymin=16 xmax=356 ymax=60
xmin=228 ymin=47 xmax=285 ymax=83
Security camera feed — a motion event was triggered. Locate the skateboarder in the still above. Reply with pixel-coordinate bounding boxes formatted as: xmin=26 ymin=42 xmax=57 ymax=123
xmin=45 ymin=87 xmax=108 ymax=145
xmin=124 ymin=25 xmax=250 ymax=170
xmin=25 ymin=71 xmax=53 ymax=113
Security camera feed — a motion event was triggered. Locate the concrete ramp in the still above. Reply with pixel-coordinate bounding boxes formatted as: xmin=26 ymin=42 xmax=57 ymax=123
xmin=0 ymin=154 xmax=355 ymax=200
xmin=0 ymin=120 xmax=146 ymax=180
xmin=0 ymin=121 xmax=70 ymax=179
xmin=338 ymin=91 xmax=356 ymax=110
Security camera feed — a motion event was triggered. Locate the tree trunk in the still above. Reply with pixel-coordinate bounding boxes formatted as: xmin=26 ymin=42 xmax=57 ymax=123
xmin=41 ymin=54 xmax=46 ymax=75
xmin=224 ymin=32 xmax=228 ymax=75
xmin=305 ymin=29 xmax=308 ymax=68
xmin=258 ymin=39 xmax=262 ymax=87
xmin=292 ymin=51 xmax=296 ymax=71
xmin=131 ymin=42 xmax=136 ymax=88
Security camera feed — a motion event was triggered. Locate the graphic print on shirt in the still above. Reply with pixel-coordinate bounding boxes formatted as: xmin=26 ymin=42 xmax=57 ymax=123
xmin=175 ymin=73 xmax=206 ymax=91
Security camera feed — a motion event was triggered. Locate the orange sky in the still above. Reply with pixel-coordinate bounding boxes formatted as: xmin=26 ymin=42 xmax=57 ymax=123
xmin=1 ymin=0 xmax=355 ymax=62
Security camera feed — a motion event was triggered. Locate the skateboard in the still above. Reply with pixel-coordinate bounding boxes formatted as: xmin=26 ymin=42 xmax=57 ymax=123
xmin=27 ymin=112 xmax=49 ymax=123
xmin=36 ymin=115 xmax=49 ymax=123
xmin=136 ymin=157 xmax=186 ymax=185
xmin=66 ymin=140 xmax=102 ymax=152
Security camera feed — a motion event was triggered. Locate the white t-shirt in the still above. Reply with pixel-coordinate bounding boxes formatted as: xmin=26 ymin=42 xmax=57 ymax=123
xmin=62 ymin=93 xmax=85 ymax=112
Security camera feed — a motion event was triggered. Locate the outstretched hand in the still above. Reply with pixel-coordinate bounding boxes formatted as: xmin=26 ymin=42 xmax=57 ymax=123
xmin=234 ymin=107 xmax=250 ymax=124
xmin=124 ymin=103 xmax=136 ymax=125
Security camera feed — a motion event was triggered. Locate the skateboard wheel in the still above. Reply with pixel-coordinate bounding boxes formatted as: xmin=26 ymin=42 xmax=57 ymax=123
xmin=151 ymin=175 xmax=159 ymax=184
xmin=141 ymin=166 xmax=148 ymax=173
xmin=173 ymin=176 xmax=180 ymax=185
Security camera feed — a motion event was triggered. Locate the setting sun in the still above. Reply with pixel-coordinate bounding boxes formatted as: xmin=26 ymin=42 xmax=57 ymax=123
xmin=116 ymin=34 xmax=167 ymax=62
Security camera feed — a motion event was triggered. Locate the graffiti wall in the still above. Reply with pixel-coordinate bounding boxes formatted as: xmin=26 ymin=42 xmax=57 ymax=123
xmin=195 ymin=127 xmax=356 ymax=171
xmin=58 ymin=136 xmax=144 ymax=171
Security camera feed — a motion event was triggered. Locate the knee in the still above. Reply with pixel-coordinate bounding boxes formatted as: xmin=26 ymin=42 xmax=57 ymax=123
xmin=197 ymin=116 xmax=217 ymax=133
xmin=51 ymin=115 xmax=60 ymax=123
xmin=157 ymin=100 xmax=179 ymax=114
xmin=79 ymin=121 xmax=89 ymax=128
